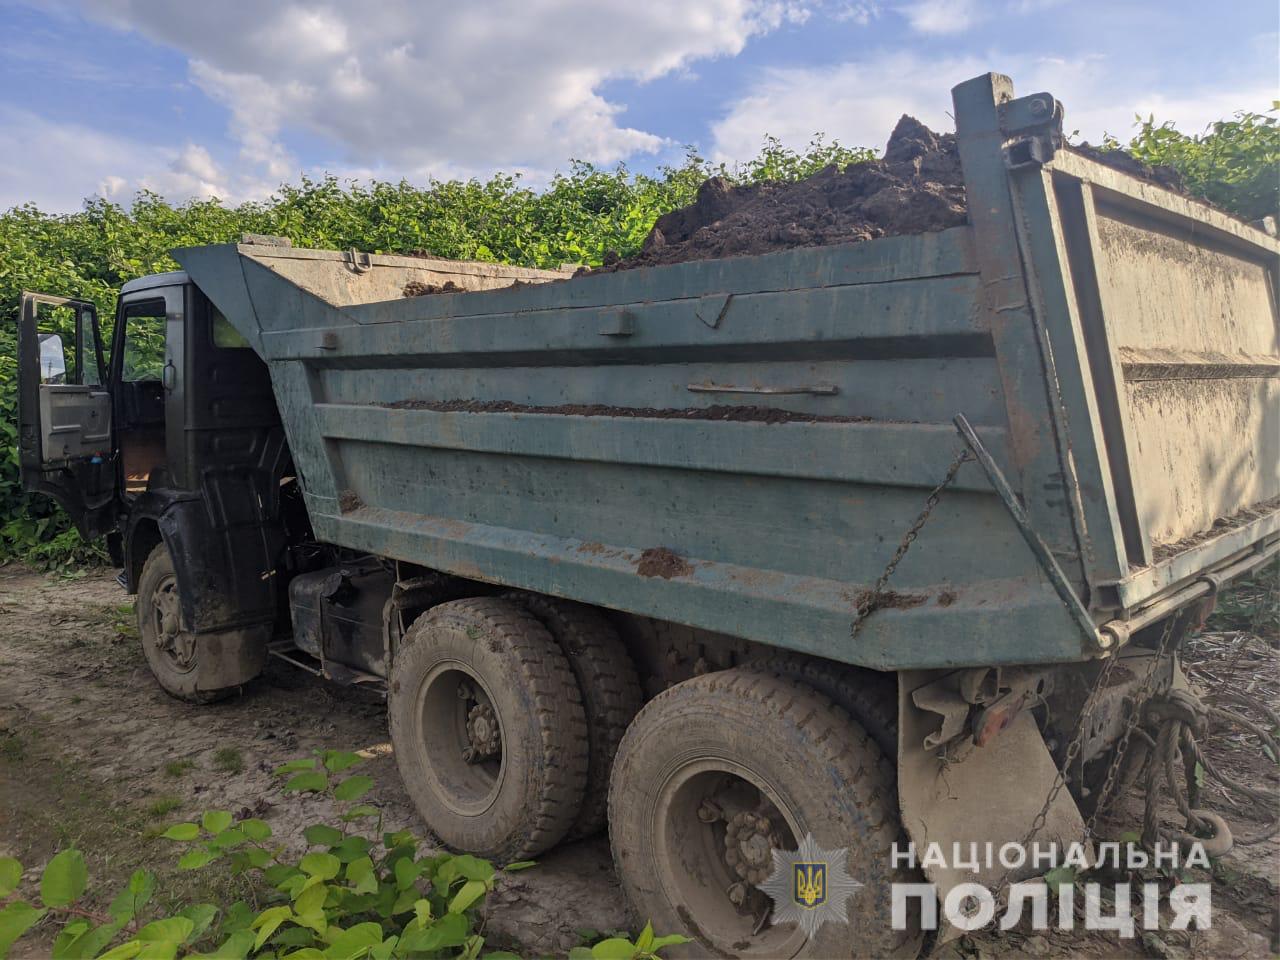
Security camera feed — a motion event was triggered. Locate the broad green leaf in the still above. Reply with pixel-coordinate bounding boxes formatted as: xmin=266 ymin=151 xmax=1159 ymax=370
xmin=40 ymin=849 xmax=87 ymax=907
xmin=251 ymin=906 xmax=293 ymax=951
xmin=201 ymin=810 xmax=233 ymax=834
xmin=590 ymin=938 xmax=640 ymax=960
xmin=178 ymin=904 xmax=219 ymax=943
xmin=340 ymin=805 xmax=379 ymax=822
xmin=451 ymin=854 xmax=495 ymax=882
xmin=300 ymin=852 xmax=341 ymax=881
xmin=280 ymin=950 xmax=326 ymax=959
xmin=275 ymin=759 xmax=317 ymax=775
xmin=448 ymin=878 xmax=487 ymax=914
xmin=322 ymin=750 xmax=363 ymax=773
xmin=96 ymin=939 xmax=143 ymax=960
xmin=331 ymin=836 xmax=371 ymax=863
xmin=137 ymin=917 xmax=195 ymax=943
xmin=294 ymin=881 xmax=328 ymax=915
xmin=393 ymin=857 xmax=422 ymax=891
xmin=210 ymin=828 xmax=246 ymax=851
xmin=346 ymin=857 xmax=378 ymax=895
xmin=412 ymin=898 xmax=432 ymax=927
xmin=635 ymin=922 xmax=654 ymax=953
xmin=285 ymin=771 xmax=329 ymax=793
xmin=0 ymin=858 xmax=21 ymax=897
xmin=240 ymin=818 xmax=272 ymax=842
xmin=304 ymin=825 xmax=344 ymax=847
xmin=0 ymin=902 xmax=46 ymax=957
xmin=502 ymin=860 xmax=536 ymax=872
xmin=322 ymin=921 xmax=382 ymax=960
xmin=333 ymin=775 xmax=373 ymax=802
xmin=160 ymin=823 xmax=200 ymax=842
xmin=396 ymin=912 xmax=469 ymax=953
xmin=108 ymin=870 xmax=156 ymax=924
xmin=178 ymin=849 xmax=217 ymax=871
xmin=195 ymin=928 xmax=254 ymax=960
xmin=649 ymin=934 xmax=692 ymax=950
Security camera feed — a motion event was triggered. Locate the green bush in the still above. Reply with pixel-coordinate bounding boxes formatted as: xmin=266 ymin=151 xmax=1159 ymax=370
xmin=0 ymin=750 xmax=687 ymax=959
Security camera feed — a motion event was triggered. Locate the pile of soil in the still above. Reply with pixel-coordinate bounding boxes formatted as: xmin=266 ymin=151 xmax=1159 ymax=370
xmin=598 ymin=115 xmax=967 ymax=272
xmin=403 ymin=279 xmax=463 ymax=297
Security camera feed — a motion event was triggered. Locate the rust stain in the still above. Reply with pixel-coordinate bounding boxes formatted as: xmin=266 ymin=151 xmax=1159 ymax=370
xmin=636 ymin=547 xmax=693 ymax=579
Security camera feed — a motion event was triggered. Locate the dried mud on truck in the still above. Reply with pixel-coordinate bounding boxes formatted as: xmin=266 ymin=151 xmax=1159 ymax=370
xmin=14 ymin=73 xmax=1280 ymax=957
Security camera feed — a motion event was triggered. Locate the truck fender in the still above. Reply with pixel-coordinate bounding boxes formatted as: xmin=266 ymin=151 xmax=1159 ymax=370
xmin=897 ymin=668 xmax=1086 ymax=940
xmin=123 ymin=490 xmax=279 ymax=636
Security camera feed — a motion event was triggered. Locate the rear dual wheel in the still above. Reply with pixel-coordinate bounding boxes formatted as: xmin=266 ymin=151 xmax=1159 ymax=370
xmin=608 ymin=668 xmax=921 ymax=959
xmin=388 ymin=597 xmax=592 ymax=861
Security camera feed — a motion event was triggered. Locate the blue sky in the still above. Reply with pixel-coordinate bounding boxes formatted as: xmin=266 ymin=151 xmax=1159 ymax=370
xmin=1 ymin=0 xmax=1275 ymax=211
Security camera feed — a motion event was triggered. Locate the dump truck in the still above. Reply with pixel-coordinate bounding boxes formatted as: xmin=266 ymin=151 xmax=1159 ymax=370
xmin=15 ymin=74 xmax=1279 ymax=957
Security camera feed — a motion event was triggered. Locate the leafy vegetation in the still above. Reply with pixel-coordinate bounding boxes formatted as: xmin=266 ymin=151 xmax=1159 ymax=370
xmin=0 ymin=750 xmax=686 ymax=959
xmin=0 ymin=112 xmax=1274 ymax=569
xmin=1103 ymin=110 xmax=1280 ymax=223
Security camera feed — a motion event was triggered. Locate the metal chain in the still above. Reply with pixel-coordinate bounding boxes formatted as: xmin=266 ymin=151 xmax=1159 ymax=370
xmin=990 ymin=613 xmax=1180 ymax=909
xmin=1084 ymin=614 xmax=1179 ymax=836
xmin=850 ymin=447 xmax=973 ymax=641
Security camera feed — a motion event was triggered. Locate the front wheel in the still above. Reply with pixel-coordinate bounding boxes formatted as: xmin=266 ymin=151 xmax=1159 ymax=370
xmin=136 ymin=543 xmax=264 ymax=703
xmin=608 ymin=668 xmax=921 ymax=959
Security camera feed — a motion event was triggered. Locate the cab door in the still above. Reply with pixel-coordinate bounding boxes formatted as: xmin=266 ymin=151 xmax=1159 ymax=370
xmin=16 ymin=292 xmax=119 ymax=537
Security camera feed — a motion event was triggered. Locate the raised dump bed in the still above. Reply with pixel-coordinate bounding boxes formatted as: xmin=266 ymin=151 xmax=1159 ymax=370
xmin=177 ymin=86 xmax=1278 ymax=674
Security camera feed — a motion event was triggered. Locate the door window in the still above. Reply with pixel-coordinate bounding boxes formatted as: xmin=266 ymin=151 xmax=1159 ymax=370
xmin=120 ymin=300 xmax=167 ymax=381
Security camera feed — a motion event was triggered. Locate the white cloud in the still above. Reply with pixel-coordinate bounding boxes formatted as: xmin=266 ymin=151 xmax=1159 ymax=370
xmin=898 ymin=0 xmax=978 ymax=33
xmin=710 ymin=52 xmax=1277 ymax=162
xmin=75 ymin=0 xmax=811 ymax=194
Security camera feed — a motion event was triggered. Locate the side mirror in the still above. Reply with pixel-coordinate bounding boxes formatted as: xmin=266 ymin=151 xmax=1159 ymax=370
xmin=38 ymin=333 xmax=66 ymax=384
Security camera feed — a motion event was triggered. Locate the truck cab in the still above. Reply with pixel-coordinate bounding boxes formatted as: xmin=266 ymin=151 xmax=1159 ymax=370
xmin=18 ymin=272 xmax=293 ymax=699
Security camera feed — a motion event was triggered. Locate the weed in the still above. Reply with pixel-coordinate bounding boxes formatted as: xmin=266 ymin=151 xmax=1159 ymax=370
xmin=162 ymin=758 xmax=196 ymax=778
xmin=146 ymin=796 xmax=182 ymax=818
xmin=212 ymin=746 xmax=244 ymax=775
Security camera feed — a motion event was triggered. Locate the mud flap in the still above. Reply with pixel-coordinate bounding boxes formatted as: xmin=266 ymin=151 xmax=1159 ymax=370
xmin=898 ymin=669 xmax=1087 ymax=940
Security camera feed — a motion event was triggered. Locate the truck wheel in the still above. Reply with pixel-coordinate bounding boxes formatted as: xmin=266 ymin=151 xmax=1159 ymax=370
xmin=136 ymin=543 xmax=262 ymax=704
xmin=742 ymin=654 xmax=898 ymax=759
xmin=503 ymin=593 xmax=642 ymax=840
xmin=609 ymin=669 xmax=921 ymax=959
xmin=389 ymin=597 xmax=590 ymax=861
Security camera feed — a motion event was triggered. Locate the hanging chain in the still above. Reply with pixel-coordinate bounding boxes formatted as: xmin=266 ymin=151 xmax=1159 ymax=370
xmin=990 ymin=613 xmax=1181 ymax=909
xmin=850 ymin=447 xmax=973 ymax=640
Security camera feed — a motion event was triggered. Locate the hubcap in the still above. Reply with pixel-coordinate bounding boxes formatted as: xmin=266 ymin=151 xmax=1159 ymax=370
xmin=415 ymin=666 xmax=506 ymax=816
xmin=151 ymin=574 xmax=196 ymax=672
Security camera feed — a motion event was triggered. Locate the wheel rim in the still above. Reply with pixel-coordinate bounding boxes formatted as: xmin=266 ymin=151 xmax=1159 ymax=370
xmin=652 ymin=758 xmax=812 ymax=958
xmin=150 ymin=574 xmax=197 ymax=674
xmin=413 ymin=661 xmax=506 ymax=817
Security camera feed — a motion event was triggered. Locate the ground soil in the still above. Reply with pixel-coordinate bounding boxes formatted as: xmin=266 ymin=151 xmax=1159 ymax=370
xmin=1 ymin=565 xmax=1275 ymax=958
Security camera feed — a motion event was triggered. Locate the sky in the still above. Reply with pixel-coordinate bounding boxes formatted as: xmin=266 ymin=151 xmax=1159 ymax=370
xmin=0 ymin=0 xmax=1275 ymax=212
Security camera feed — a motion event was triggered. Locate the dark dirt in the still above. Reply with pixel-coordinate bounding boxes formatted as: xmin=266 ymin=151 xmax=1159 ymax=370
xmin=596 ymin=115 xmax=967 ymax=272
xmin=635 ymin=547 xmax=693 ymax=580
xmin=337 ymin=490 xmax=364 ymax=513
xmin=1149 ymin=496 xmax=1280 ymax=563
xmin=384 ymin=398 xmax=876 ymax=425
xmin=403 ymin=280 xmax=464 ymax=297
xmin=854 ymin=589 xmax=930 ymax=612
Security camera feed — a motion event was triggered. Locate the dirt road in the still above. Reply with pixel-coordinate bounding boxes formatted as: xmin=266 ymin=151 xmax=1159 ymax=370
xmin=0 ymin=564 xmax=1275 ymax=957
